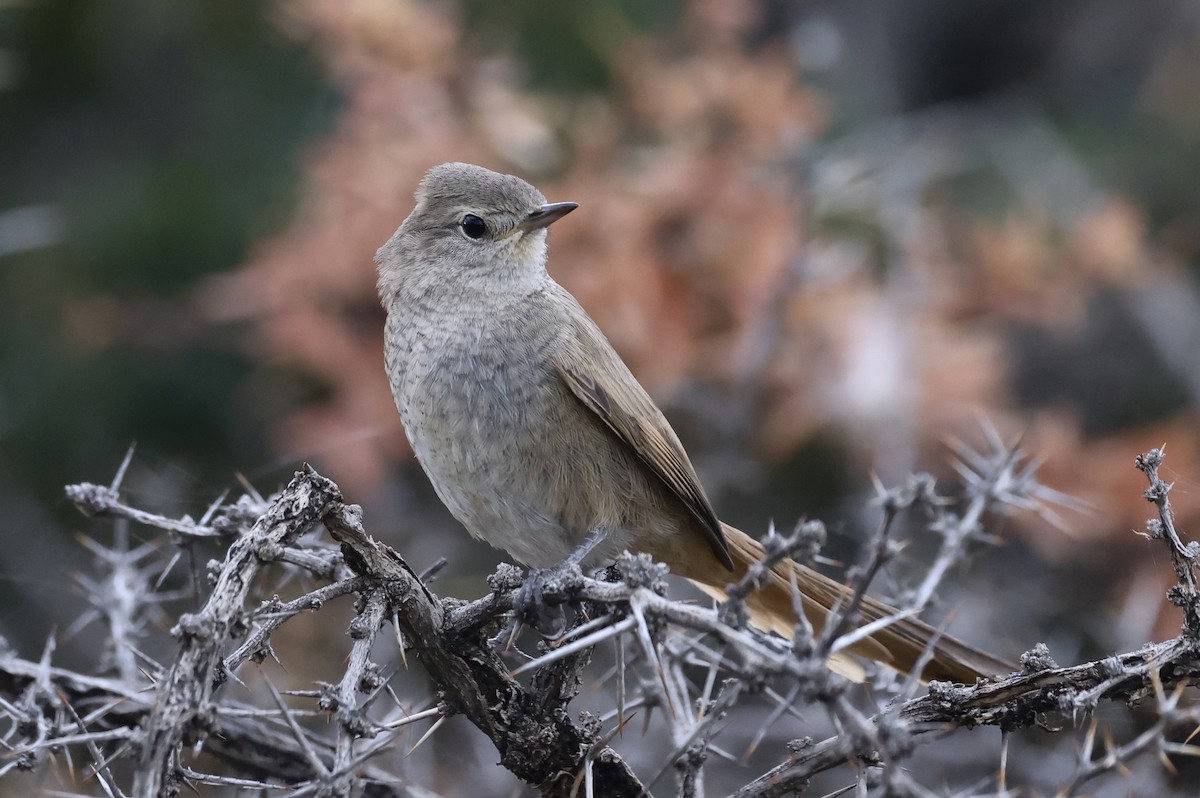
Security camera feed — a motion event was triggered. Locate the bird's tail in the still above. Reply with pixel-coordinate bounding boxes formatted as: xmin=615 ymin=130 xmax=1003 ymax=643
xmin=688 ymin=524 xmax=1013 ymax=683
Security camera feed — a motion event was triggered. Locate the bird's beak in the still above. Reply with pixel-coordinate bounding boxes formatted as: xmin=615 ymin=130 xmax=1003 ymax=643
xmin=514 ymin=202 xmax=578 ymax=234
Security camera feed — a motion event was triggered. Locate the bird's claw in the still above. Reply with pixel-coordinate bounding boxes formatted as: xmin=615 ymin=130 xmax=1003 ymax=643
xmin=514 ymin=561 xmax=582 ymax=637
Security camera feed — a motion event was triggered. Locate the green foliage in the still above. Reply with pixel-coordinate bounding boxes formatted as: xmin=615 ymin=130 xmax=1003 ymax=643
xmin=0 ymin=0 xmax=336 ymax=502
xmin=459 ymin=0 xmax=679 ymax=92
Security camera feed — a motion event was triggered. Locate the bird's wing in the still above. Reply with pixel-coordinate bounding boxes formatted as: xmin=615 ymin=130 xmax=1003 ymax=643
xmin=552 ymin=318 xmax=734 ymax=571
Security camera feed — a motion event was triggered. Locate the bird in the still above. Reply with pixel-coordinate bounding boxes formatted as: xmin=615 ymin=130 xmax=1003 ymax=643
xmin=375 ymin=161 xmax=1012 ymax=683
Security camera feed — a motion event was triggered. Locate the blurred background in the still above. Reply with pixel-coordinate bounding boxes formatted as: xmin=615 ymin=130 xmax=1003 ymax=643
xmin=3 ymin=0 xmax=1200 ymax=794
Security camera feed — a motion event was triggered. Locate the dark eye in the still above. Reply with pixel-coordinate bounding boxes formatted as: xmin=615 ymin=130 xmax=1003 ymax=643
xmin=460 ymin=214 xmax=487 ymax=240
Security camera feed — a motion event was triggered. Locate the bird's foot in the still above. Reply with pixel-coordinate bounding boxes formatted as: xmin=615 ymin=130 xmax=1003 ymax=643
xmin=514 ymin=560 xmax=583 ymax=636
xmin=516 ymin=525 xmax=611 ymax=632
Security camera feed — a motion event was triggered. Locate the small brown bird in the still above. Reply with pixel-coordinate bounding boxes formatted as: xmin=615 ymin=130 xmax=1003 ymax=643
xmin=377 ymin=162 xmax=1011 ymax=682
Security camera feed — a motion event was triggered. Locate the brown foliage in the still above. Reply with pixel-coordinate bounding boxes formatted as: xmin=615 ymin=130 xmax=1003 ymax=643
xmin=192 ymin=0 xmax=1200 ymax=638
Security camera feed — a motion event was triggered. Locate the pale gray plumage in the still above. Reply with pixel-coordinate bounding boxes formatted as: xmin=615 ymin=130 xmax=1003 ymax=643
xmin=376 ymin=162 xmax=1012 ymax=683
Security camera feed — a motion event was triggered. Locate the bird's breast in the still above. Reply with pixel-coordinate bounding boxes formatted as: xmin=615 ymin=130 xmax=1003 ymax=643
xmin=384 ymin=304 xmax=590 ymax=563
xmin=381 ymin=292 xmax=675 ymax=569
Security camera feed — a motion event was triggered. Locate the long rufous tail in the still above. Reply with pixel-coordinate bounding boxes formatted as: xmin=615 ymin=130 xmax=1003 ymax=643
xmin=688 ymin=524 xmax=1013 ymax=683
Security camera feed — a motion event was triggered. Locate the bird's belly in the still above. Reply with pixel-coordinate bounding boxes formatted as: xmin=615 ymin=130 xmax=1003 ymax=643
xmin=399 ymin=354 xmax=631 ymax=568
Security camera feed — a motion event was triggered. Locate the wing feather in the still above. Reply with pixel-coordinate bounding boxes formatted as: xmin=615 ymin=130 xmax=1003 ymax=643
xmin=554 ymin=353 xmax=734 ymax=571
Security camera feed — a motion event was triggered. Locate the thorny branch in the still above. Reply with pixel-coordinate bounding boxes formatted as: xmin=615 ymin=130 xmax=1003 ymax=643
xmin=0 ymin=442 xmax=1197 ymax=796
xmin=322 ymin=501 xmax=645 ymax=796
xmin=1136 ymin=447 xmax=1200 ymax=637
xmin=132 ymin=466 xmax=343 ymax=798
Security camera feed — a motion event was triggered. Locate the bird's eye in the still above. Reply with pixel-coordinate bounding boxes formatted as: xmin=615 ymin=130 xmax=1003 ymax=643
xmin=460 ymin=214 xmax=487 ymax=240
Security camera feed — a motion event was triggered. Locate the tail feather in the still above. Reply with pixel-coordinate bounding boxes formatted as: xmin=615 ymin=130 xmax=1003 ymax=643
xmin=705 ymin=524 xmax=1013 ymax=683
xmin=688 ymin=580 xmax=870 ymax=681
